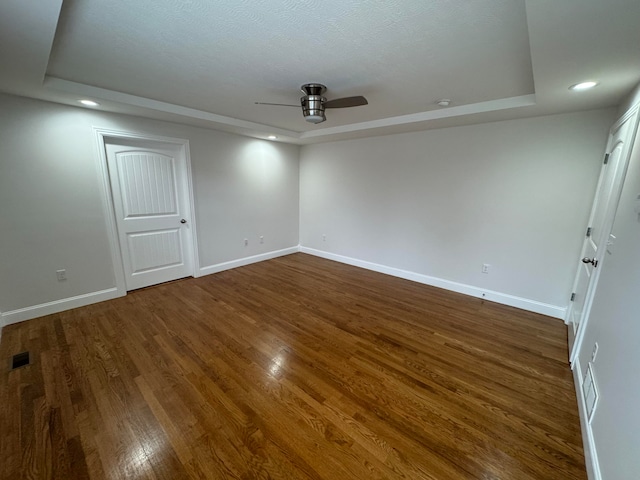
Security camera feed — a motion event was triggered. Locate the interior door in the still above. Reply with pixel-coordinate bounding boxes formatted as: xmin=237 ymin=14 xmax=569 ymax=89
xmin=568 ymin=110 xmax=638 ymax=360
xmin=105 ymin=139 xmax=194 ymax=290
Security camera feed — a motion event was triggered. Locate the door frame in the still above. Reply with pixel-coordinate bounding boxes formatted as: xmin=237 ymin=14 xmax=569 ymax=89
xmin=93 ymin=127 xmax=200 ymax=296
xmin=567 ymin=105 xmax=640 ymax=365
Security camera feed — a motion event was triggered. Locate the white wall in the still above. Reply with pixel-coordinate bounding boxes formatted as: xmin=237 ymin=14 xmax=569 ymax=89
xmin=575 ymin=90 xmax=640 ymax=479
xmin=0 ymin=96 xmax=115 ymax=315
xmin=618 ymin=82 xmax=640 ymax=117
xmin=300 ymin=109 xmax=616 ymax=314
xmin=0 ymin=93 xmax=299 ymax=321
xmin=0 ymin=93 xmax=617 ymax=324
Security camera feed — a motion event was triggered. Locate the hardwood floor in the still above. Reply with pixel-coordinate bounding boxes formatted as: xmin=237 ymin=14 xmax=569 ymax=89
xmin=0 ymin=253 xmax=586 ymax=479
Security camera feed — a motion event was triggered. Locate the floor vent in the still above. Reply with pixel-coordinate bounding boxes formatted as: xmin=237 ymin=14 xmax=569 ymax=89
xmin=582 ymin=363 xmax=599 ymax=422
xmin=11 ymin=352 xmax=30 ymax=370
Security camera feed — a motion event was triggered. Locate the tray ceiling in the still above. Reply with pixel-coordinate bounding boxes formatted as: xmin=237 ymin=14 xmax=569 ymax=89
xmin=0 ymin=0 xmax=639 ymax=143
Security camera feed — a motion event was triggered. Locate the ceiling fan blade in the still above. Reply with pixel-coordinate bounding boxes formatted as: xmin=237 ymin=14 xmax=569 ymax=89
xmin=254 ymin=102 xmax=299 ymax=107
xmin=323 ymin=96 xmax=368 ymax=109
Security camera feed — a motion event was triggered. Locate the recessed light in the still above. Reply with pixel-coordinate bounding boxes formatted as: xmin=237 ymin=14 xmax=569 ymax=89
xmin=436 ymin=99 xmax=451 ymax=107
xmin=79 ymin=99 xmax=100 ymax=107
xmin=569 ymin=81 xmax=598 ymax=91
xmin=267 ymin=135 xmax=277 ymax=140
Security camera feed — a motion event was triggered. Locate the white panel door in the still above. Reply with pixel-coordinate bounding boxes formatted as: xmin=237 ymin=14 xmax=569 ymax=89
xmin=568 ymin=110 xmax=638 ymax=361
xmin=105 ymin=140 xmax=194 ymax=290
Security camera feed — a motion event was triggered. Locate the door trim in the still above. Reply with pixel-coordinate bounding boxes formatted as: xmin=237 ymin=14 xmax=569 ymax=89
xmin=93 ymin=127 xmax=200 ymax=296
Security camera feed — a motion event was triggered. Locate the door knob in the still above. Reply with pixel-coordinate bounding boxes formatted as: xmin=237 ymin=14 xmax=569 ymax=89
xmin=582 ymin=257 xmax=598 ymax=267
xmin=180 ymin=219 xmax=187 ymax=224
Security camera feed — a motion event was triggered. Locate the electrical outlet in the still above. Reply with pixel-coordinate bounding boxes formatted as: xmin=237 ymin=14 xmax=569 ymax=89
xmin=482 ymin=264 xmax=490 ymax=274
xmin=260 ymin=236 xmax=264 ymax=244
xmin=244 ymin=238 xmax=248 ymax=246
xmin=322 ymin=234 xmax=326 ymax=242
xmin=56 ymin=269 xmax=67 ymax=281
xmin=591 ymin=342 xmax=599 ymax=362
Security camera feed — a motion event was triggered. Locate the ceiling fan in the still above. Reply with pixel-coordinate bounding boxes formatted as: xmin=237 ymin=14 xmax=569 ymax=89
xmin=255 ymin=83 xmax=368 ymax=124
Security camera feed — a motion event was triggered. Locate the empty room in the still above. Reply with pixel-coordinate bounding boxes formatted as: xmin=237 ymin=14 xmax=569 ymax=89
xmin=1 ymin=1 xmax=640 ymax=479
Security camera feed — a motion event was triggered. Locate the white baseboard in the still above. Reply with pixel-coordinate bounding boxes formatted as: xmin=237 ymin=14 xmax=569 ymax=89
xmin=299 ymin=247 xmax=566 ymax=319
xmin=198 ymin=246 xmax=299 ymax=277
xmin=1 ymin=287 xmax=124 ymax=327
xmin=573 ymin=358 xmax=602 ymax=480
xmin=1 ymin=246 xmax=565 ymax=329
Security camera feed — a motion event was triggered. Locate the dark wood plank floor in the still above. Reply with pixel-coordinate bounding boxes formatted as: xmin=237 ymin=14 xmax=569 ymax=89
xmin=0 ymin=253 xmax=586 ymax=479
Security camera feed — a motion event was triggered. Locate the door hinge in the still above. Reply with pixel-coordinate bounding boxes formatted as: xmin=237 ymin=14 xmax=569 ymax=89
xmin=586 ymin=227 xmax=592 ymax=237
xmin=570 ymin=293 xmax=576 ymax=302
xmin=604 ymin=153 xmax=610 ymax=165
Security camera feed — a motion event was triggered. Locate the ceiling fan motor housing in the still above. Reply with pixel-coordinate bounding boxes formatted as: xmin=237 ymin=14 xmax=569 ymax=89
xmin=301 ymin=95 xmax=326 ymax=123
xmin=301 ymin=83 xmax=327 ymax=123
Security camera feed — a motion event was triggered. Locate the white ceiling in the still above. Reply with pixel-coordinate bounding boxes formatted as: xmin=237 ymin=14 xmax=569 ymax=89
xmin=1 ymin=0 xmax=639 ymax=144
